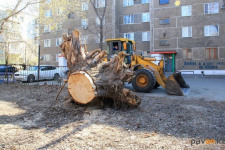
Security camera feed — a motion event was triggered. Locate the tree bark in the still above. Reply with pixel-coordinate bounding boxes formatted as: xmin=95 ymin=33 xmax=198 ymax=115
xmin=59 ymin=29 xmax=141 ymax=107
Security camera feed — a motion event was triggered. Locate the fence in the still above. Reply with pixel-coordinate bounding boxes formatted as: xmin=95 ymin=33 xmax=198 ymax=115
xmin=0 ymin=64 xmax=68 ymax=85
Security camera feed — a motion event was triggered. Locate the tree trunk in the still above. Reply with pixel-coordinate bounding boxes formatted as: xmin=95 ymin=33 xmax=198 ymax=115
xmin=60 ymin=29 xmax=141 ymax=107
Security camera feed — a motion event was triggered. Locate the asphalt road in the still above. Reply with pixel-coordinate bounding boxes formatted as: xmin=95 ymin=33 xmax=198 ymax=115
xmin=2 ymin=74 xmax=224 ymax=102
xmin=125 ymin=77 xmax=225 ymax=102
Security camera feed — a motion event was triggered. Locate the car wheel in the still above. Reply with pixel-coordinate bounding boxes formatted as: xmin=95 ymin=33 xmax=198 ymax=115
xmin=53 ymin=73 xmax=60 ymax=80
xmin=27 ymin=75 xmax=35 ymax=83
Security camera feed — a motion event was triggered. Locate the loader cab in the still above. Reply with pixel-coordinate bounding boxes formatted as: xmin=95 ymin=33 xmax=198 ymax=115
xmin=105 ymin=38 xmax=136 ymax=64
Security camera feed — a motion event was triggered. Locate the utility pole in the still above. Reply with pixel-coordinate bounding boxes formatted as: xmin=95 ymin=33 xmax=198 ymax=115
xmin=5 ymin=42 xmax=9 ymax=84
xmin=38 ymin=45 xmax=40 ymax=81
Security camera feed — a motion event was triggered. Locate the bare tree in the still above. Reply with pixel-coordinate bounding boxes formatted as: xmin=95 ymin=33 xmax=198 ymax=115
xmin=0 ymin=0 xmax=43 ymax=34
xmin=1 ymin=29 xmax=38 ymax=65
xmin=89 ymin=0 xmax=114 ymax=51
xmin=39 ymin=0 xmax=84 ymax=33
xmin=89 ymin=0 xmax=107 ymax=51
xmin=0 ymin=0 xmax=42 ymax=65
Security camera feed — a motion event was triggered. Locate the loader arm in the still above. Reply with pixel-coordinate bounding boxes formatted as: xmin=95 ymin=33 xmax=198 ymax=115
xmin=131 ymin=55 xmax=167 ymax=88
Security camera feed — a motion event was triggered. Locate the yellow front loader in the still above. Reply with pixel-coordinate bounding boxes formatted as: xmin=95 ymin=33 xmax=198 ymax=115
xmin=105 ymin=38 xmax=190 ymax=96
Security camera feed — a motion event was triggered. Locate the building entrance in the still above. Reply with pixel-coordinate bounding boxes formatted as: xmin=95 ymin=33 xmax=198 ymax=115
xmin=165 ymin=54 xmax=173 ymax=72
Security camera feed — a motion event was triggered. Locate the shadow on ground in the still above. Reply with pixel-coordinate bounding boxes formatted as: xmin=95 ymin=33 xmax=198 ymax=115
xmin=0 ymin=84 xmax=225 ymax=149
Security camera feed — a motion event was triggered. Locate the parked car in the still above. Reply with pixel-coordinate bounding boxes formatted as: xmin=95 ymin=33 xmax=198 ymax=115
xmin=64 ymin=69 xmax=69 ymax=75
xmin=0 ymin=65 xmax=17 ymax=77
xmin=15 ymin=65 xmax=63 ymax=83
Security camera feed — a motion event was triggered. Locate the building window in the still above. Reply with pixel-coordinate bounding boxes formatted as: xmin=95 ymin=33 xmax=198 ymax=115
xmin=142 ymin=0 xmax=149 ymax=4
xmin=183 ymin=49 xmax=192 ymax=60
xmin=124 ymin=33 xmax=134 ymax=40
xmin=68 ymin=12 xmax=74 ymax=18
xmin=34 ymin=39 xmax=39 ymax=45
xmin=56 ymin=38 xmax=62 ymax=46
xmin=159 ymin=39 xmax=170 ymax=46
xmin=56 ymin=54 xmax=59 ymax=62
xmin=57 ymin=8 xmax=62 ymax=16
xmin=95 ymin=34 xmax=104 ymax=43
xmin=142 ymin=13 xmax=150 ymax=22
xmin=68 ymin=28 xmax=74 ymax=35
xmin=30 ymin=30 xmax=34 ymax=35
xmin=142 ymin=32 xmax=150 ymax=41
xmin=44 ymin=25 xmax=51 ymax=33
xmin=10 ymin=44 xmax=16 ymax=50
xmin=160 ymin=18 xmax=170 ymax=25
xmin=35 ymin=19 xmax=39 ymax=27
xmin=123 ymin=0 xmax=133 ymax=7
xmin=45 ymin=10 xmax=51 ymax=17
xmin=159 ymin=0 xmax=169 ymax=5
xmin=124 ymin=15 xmax=134 ymax=24
xmin=81 ymin=19 xmax=88 ymax=28
xmin=45 ymin=0 xmax=51 ymax=3
xmin=96 ymin=17 xmax=105 ymax=26
xmin=204 ymin=25 xmax=219 ymax=36
xmin=82 ymin=2 xmax=88 ymax=11
xmin=182 ymin=27 xmax=192 ymax=37
xmin=96 ymin=34 xmax=100 ymax=43
xmin=56 ymin=23 xmax=62 ymax=31
xmin=96 ymin=0 xmax=105 ymax=8
xmin=205 ymin=48 xmax=218 ymax=59
xmin=35 ymin=29 xmax=39 ymax=35
xmin=181 ymin=5 xmax=192 ymax=16
xmin=44 ymin=39 xmax=51 ymax=47
xmin=81 ymin=35 xmax=88 ymax=44
xmin=44 ymin=54 xmax=51 ymax=61
xmin=205 ymin=2 xmax=219 ymax=14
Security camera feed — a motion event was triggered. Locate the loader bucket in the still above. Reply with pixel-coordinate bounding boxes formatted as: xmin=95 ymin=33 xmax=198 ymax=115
xmin=165 ymin=72 xmax=190 ymax=96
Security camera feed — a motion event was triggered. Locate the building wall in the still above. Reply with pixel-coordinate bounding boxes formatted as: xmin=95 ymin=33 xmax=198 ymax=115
xmin=40 ymin=0 xmax=225 ymax=72
xmin=153 ymin=0 xmax=225 ymax=71
xmin=40 ymin=0 xmax=152 ymax=65
xmin=118 ymin=0 xmax=151 ymax=55
xmin=39 ymin=0 xmax=115 ymax=66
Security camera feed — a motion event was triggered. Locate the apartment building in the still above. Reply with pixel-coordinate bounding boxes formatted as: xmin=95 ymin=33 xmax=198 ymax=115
xmin=117 ymin=0 xmax=151 ymax=55
xmin=153 ymin=0 xmax=225 ymax=73
xmin=39 ymin=0 xmax=115 ymax=66
xmin=40 ymin=0 xmax=151 ymax=66
xmin=0 ymin=8 xmax=39 ymax=65
xmin=40 ymin=0 xmax=225 ymax=74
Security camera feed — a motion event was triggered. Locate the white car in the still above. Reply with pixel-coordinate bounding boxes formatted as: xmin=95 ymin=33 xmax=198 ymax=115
xmin=15 ymin=65 xmax=63 ymax=83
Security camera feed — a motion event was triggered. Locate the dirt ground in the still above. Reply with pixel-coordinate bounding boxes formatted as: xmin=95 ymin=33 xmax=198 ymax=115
xmin=0 ymin=83 xmax=225 ymax=150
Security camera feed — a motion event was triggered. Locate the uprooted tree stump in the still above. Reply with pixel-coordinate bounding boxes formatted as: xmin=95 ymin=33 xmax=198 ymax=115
xmin=59 ymin=29 xmax=141 ymax=107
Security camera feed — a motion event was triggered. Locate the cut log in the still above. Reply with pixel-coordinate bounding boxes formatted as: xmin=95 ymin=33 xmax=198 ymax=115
xmin=68 ymin=71 xmax=97 ymax=104
xmin=59 ymin=29 xmax=141 ymax=107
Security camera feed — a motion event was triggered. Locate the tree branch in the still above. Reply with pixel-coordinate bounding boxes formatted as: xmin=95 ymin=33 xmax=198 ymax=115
xmin=0 ymin=0 xmax=45 ymax=34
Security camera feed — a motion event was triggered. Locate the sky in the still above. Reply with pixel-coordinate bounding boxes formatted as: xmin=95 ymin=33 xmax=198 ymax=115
xmin=0 ymin=0 xmax=39 ymax=16
xmin=0 ymin=0 xmax=17 ymax=9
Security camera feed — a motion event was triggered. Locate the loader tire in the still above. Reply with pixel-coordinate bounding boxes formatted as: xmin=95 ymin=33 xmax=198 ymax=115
xmin=132 ymin=68 xmax=156 ymax=93
xmin=154 ymin=82 xmax=160 ymax=89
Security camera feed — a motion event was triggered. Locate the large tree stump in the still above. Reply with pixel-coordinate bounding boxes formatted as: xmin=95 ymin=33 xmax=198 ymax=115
xmin=68 ymin=71 xmax=97 ymax=104
xmin=60 ymin=29 xmax=141 ymax=107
